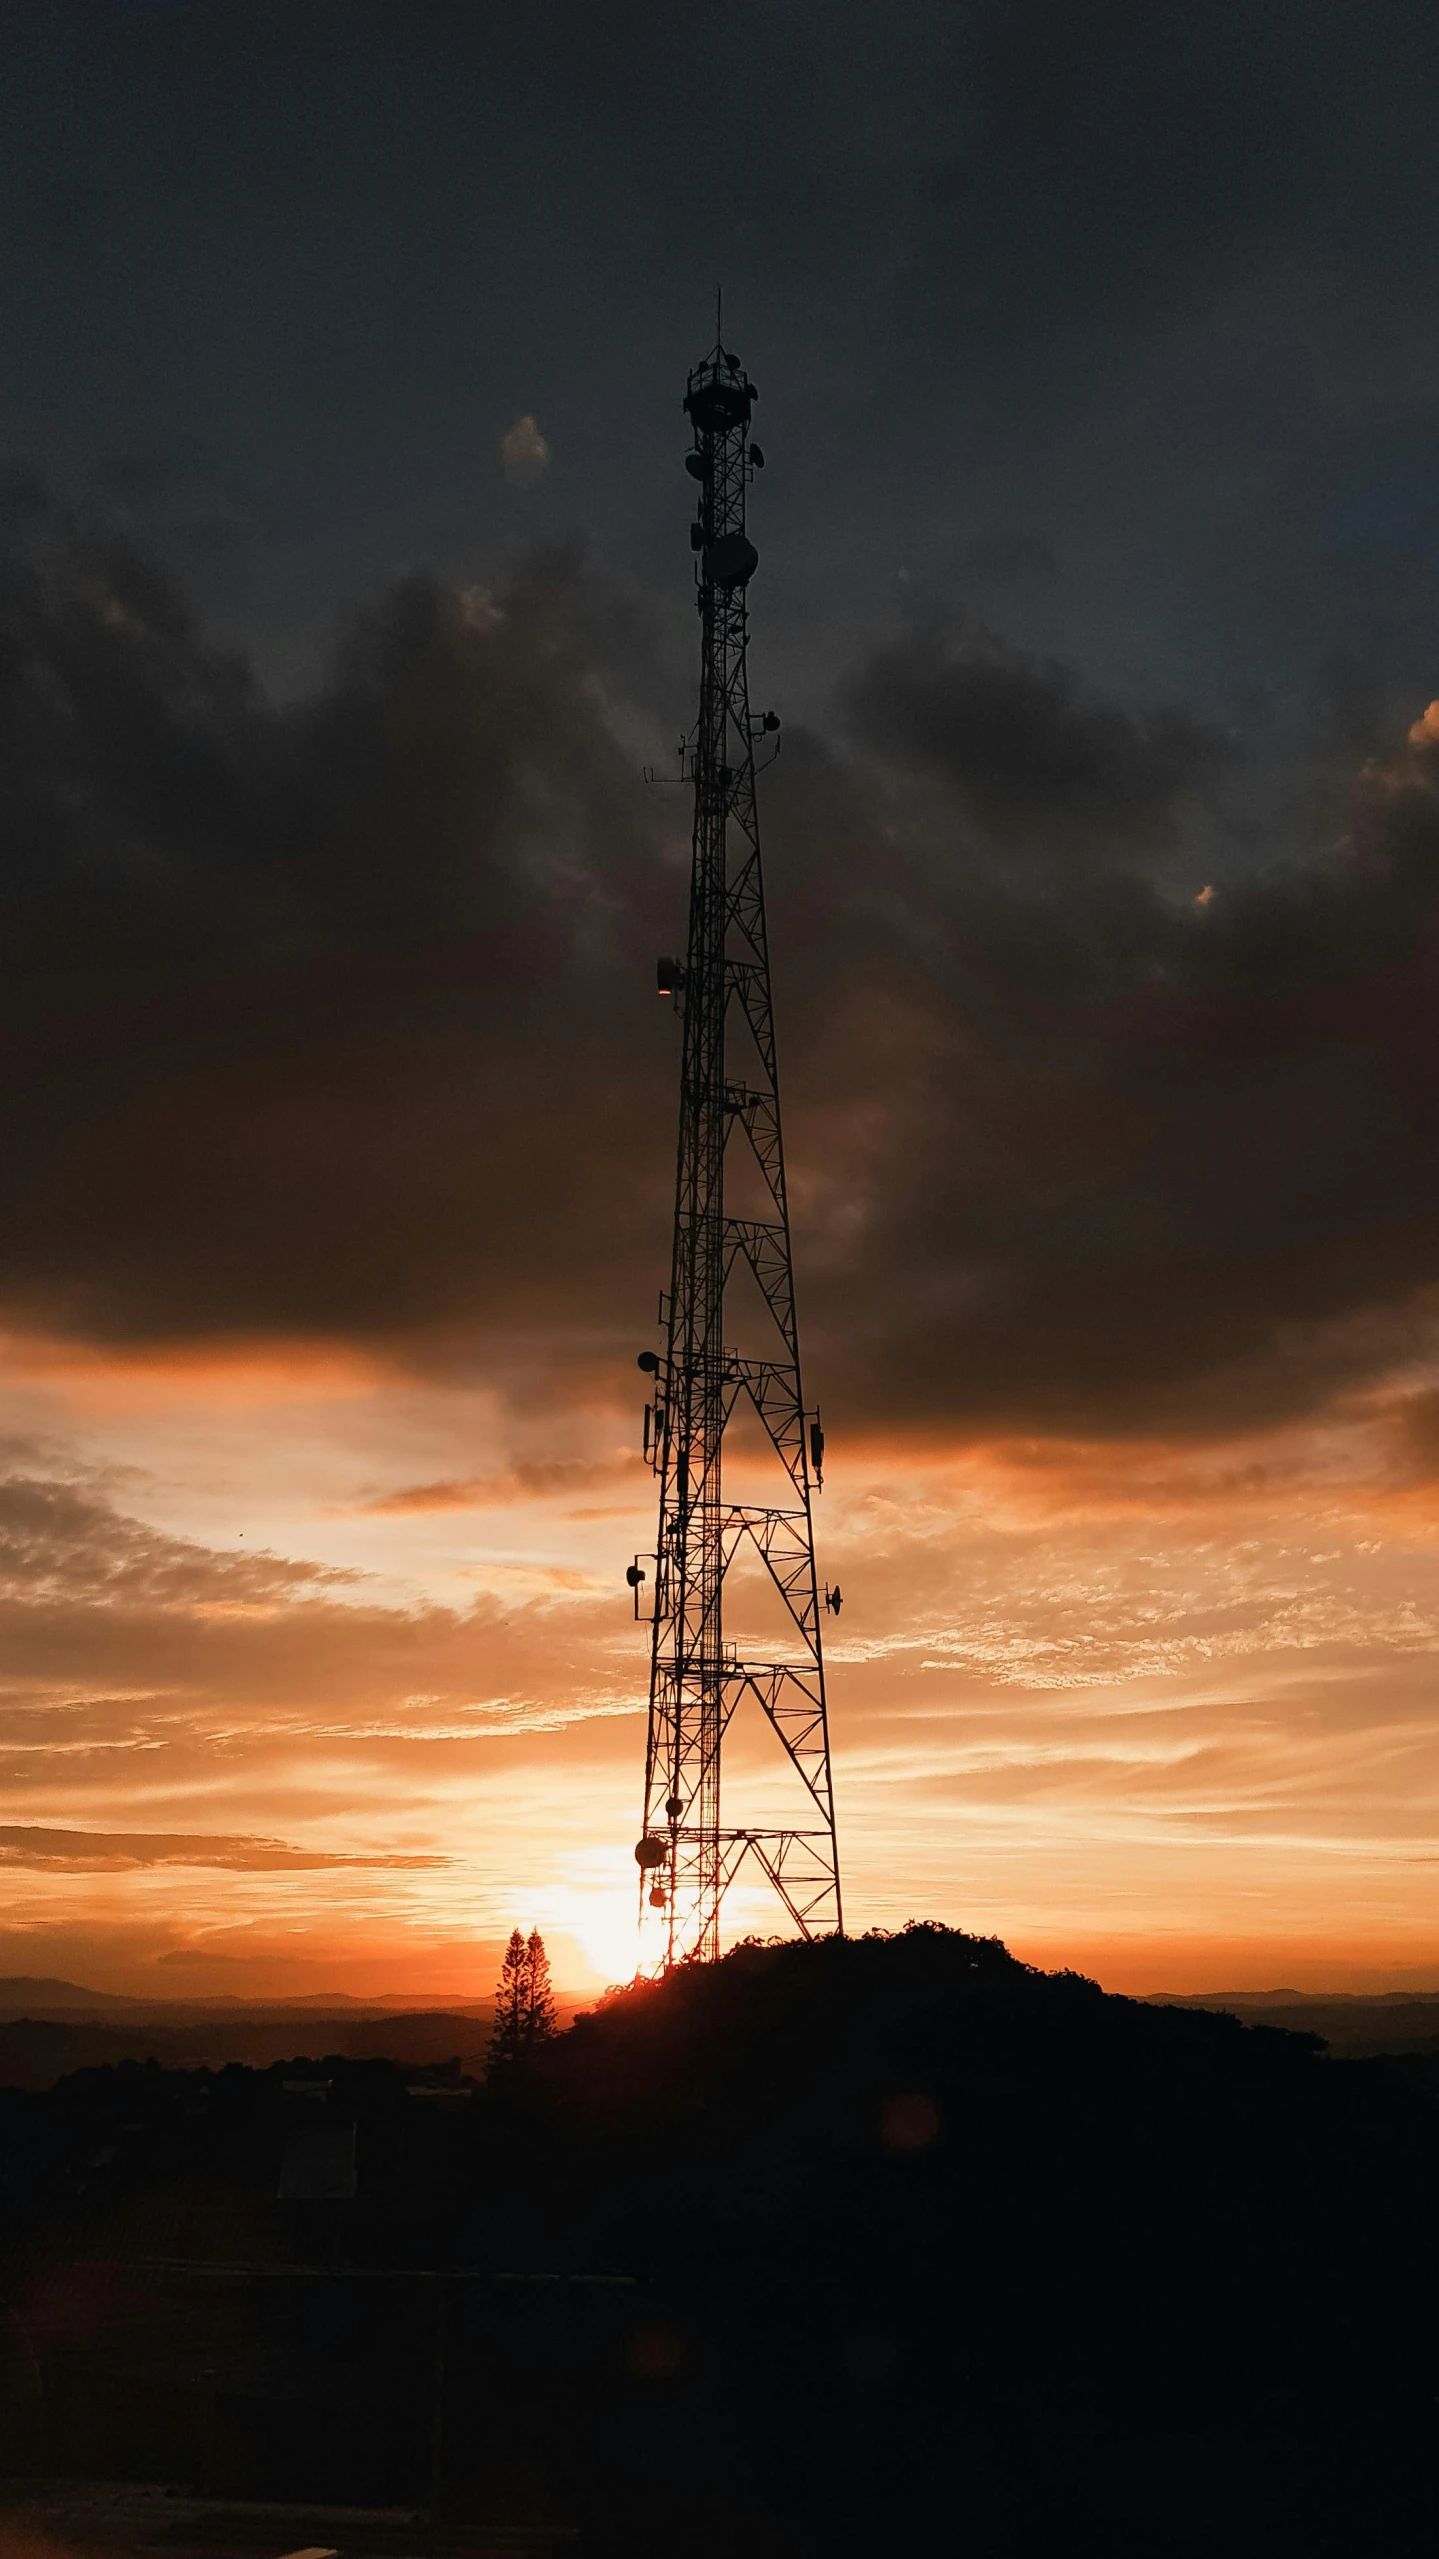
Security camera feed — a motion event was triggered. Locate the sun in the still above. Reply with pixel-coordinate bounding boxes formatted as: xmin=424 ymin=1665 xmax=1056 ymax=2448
xmin=533 ymin=1867 xmax=659 ymax=1990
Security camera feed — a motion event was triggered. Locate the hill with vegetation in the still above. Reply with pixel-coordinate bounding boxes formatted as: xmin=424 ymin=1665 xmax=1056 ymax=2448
xmin=2 ymin=1926 xmax=1435 ymax=2556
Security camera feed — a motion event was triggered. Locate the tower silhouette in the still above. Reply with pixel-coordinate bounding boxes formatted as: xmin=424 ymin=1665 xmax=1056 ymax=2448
xmin=632 ymin=332 xmax=842 ymax=1966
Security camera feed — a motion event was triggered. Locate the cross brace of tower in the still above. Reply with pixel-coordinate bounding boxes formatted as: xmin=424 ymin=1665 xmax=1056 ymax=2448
xmin=632 ymin=331 xmax=842 ymax=1967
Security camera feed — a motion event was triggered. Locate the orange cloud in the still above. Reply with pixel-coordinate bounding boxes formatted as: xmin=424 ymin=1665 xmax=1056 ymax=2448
xmin=0 ymin=1826 xmax=451 ymax=1874
xmin=361 ymin=1455 xmax=645 ymax=1514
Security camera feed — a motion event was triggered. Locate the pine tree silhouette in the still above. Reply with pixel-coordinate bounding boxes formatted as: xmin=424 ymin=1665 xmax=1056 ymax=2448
xmin=488 ymin=1926 xmax=559 ymax=2068
xmin=524 ymin=1927 xmax=558 ymax=2045
xmin=489 ymin=1927 xmax=529 ymax=2068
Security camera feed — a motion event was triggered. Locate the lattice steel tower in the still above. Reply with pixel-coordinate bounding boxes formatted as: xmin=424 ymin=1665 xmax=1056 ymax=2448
xmin=631 ymin=330 xmax=842 ymax=1966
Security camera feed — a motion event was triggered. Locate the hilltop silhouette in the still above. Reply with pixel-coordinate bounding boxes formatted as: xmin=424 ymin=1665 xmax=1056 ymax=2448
xmin=2 ymin=1926 xmax=1435 ymax=2556
xmin=510 ymin=1927 xmax=1439 ymax=2554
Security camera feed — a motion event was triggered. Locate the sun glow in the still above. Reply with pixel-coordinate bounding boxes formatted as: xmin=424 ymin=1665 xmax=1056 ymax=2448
xmin=533 ymin=1862 xmax=651 ymax=1990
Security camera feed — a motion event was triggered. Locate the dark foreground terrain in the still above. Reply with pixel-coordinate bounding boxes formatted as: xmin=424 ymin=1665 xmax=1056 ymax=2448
xmin=2 ymin=1927 xmax=1436 ymax=2558
xmin=0 ymin=2004 xmax=501 ymax=2092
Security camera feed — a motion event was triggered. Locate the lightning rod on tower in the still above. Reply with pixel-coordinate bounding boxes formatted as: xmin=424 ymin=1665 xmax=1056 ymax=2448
xmin=632 ymin=326 xmax=843 ymax=1966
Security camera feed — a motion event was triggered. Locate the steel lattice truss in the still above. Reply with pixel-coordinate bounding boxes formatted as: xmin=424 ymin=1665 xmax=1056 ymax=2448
xmin=634 ymin=335 xmax=842 ymax=1966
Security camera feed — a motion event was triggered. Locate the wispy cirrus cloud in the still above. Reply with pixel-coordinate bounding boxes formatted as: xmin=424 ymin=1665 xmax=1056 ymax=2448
xmin=0 ymin=1826 xmax=451 ymax=1873
xmin=360 ymin=1455 xmax=646 ymax=1513
xmin=0 ymin=1464 xmax=637 ymax=1792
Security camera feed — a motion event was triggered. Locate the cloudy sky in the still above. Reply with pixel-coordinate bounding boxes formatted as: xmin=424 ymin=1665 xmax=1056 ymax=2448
xmin=4 ymin=0 xmax=1439 ymax=1996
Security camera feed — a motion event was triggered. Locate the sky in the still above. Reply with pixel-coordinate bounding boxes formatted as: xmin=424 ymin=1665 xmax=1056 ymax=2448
xmin=5 ymin=0 xmax=1439 ymax=1998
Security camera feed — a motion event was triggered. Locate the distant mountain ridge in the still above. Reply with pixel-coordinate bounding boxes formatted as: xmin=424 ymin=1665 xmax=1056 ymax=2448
xmin=1148 ymin=1988 xmax=1439 ymax=2060
xmin=1152 ymin=1987 xmax=1439 ymax=2007
xmin=0 ymin=1977 xmax=597 ymax=2089
xmin=0 ymin=1977 xmax=144 ymax=2013
xmin=0 ymin=1976 xmax=498 ymax=2019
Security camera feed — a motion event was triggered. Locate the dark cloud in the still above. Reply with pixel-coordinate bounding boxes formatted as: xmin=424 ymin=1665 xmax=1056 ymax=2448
xmin=0 ymin=494 xmax=674 ymax=1361
xmin=841 ymin=627 xmax=1223 ymax=857
xmin=778 ymin=649 xmax=1439 ymax=1439
xmin=6 ymin=492 xmax=1439 ymax=1445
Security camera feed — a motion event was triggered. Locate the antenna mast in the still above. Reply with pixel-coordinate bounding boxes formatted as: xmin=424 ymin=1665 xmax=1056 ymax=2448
xmin=632 ymin=330 xmax=842 ymax=1965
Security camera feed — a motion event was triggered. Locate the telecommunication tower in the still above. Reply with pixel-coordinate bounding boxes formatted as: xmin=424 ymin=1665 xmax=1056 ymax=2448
xmin=631 ymin=330 xmax=842 ymax=1966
